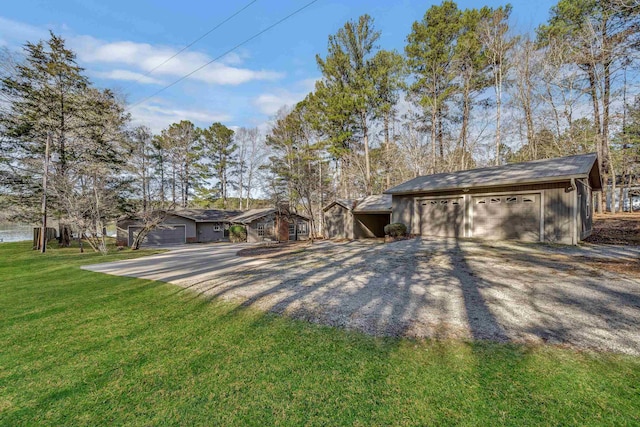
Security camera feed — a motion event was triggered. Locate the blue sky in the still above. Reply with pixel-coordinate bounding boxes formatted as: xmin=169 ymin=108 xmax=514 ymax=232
xmin=0 ymin=0 xmax=557 ymax=133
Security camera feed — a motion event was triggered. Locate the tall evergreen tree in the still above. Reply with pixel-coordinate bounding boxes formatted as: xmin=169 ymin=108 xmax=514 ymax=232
xmin=156 ymin=120 xmax=201 ymax=208
xmin=201 ymin=122 xmax=236 ymax=209
xmin=406 ymin=1 xmax=462 ymax=173
xmin=0 ymin=32 xmax=90 ymax=220
xmin=454 ymin=7 xmax=492 ymax=169
xmin=315 ymin=14 xmax=381 ymax=195
xmin=479 ymin=4 xmax=514 ymax=166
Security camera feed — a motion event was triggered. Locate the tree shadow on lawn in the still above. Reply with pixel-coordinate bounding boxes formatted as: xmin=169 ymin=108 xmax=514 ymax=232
xmin=8 ymin=296 xmax=639 ymax=426
xmin=4 ymin=254 xmax=640 ymax=425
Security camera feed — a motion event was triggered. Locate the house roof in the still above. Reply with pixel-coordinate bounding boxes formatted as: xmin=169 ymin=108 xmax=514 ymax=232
xmin=173 ymin=209 xmax=243 ymax=222
xmin=322 ymin=199 xmax=355 ymax=212
xmin=384 ymin=153 xmax=602 ymax=195
xmin=228 ymin=208 xmax=310 ymax=224
xmin=228 ymin=208 xmax=275 ymax=224
xmin=353 ymin=194 xmax=392 ymax=213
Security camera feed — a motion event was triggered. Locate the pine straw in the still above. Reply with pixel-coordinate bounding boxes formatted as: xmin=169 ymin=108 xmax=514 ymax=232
xmin=584 ymin=212 xmax=640 ymax=245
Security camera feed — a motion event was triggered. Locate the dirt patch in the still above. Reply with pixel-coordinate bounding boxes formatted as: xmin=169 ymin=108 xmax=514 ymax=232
xmin=584 ymin=212 xmax=640 ymax=245
xmin=583 ymin=258 xmax=640 ymax=276
xmin=236 ymin=241 xmax=310 ymax=259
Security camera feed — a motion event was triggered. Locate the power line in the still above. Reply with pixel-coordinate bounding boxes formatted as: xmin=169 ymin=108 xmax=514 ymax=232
xmin=124 ymin=0 xmax=259 ymax=88
xmin=128 ymin=0 xmax=319 ymax=110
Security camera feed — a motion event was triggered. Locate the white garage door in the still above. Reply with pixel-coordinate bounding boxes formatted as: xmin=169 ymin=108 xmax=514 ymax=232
xmin=420 ymin=198 xmax=464 ymax=237
xmin=128 ymin=225 xmax=186 ymax=246
xmin=472 ymin=194 xmax=540 ymax=241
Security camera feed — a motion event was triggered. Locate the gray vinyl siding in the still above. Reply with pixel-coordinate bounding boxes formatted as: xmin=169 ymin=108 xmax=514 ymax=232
xmin=246 ymin=214 xmax=276 ymax=243
xmin=196 ymin=222 xmax=225 ymax=242
xmin=117 ymin=215 xmax=196 ymax=246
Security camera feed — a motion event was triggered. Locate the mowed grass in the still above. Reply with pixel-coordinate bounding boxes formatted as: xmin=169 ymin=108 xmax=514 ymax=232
xmin=1 ymin=242 xmax=639 ymax=426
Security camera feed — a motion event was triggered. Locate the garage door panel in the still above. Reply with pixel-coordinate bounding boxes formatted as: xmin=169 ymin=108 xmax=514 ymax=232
xmin=473 ymin=194 xmax=540 ymax=241
xmin=420 ymin=198 xmax=464 ymax=237
xmin=128 ymin=225 xmax=186 ymax=246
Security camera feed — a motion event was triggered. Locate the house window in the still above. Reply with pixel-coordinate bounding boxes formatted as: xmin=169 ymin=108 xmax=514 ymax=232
xmin=490 ymin=197 xmax=501 ymax=204
xmin=523 ymin=197 xmax=534 ymax=203
xmin=288 ymin=222 xmax=296 ymax=235
xmin=257 ymin=223 xmax=265 ymax=237
xmin=297 ymin=222 xmax=308 ymax=234
xmin=213 ymin=224 xmax=221 ymax=232
xmin=506 ymin=196 xmax=517 ymax=204
xmin=586 ymin=193 xmax=591 ymax=219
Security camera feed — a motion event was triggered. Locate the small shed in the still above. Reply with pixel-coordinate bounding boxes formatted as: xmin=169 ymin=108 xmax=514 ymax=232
xmin=323 ymin=194 xmax=392 ymax=239
xmin=229 ymin=208 xmax=310 ymax=243
xmin=385 ymin=153 xmax=602 ymax=244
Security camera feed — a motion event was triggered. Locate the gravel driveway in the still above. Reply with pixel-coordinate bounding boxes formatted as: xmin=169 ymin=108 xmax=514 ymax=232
xmin=173 ymin=238 xmax=640 ymax=355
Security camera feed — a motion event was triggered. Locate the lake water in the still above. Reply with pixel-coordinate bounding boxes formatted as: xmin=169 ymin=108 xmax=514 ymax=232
xmin=0 ymin=224 xmax=34 ymax=243
xmin=0 ymin=223 xmax=117 ymax=243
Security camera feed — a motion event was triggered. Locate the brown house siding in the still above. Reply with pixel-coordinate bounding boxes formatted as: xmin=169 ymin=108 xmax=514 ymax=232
xmin=324 ymin=204 xmax=353 ymax=239
xmin=244 ymin=213 xmax=310 ymax=243
xmin=391 ymin=180 xmax=584 ymax=244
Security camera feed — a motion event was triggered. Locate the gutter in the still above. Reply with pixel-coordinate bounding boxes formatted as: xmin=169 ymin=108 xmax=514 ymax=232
xmin=384 ymin=175 xmax=589 ymax=196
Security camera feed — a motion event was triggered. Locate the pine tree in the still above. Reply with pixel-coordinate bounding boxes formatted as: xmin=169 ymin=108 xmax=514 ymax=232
xmin=201 ymin=122 xmax=236 ymax=209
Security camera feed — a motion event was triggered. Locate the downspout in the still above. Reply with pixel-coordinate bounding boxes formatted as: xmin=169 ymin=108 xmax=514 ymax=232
xmin=570 ymin=178 xmax=577 ymax=245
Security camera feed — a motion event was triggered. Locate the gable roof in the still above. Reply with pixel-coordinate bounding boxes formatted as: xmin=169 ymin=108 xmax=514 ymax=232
xmin=322 ymin=199 xmax=355 ymax=212
xmin=173 ymin=209 xmax=243 ymax=222
xmin=353 ymin=194 xmax=392 ymax=213
xmin=228 ymin=208 xmax=310 ymax=224
xmin=384 ymin=153 xmax=602 ymax=195
xmin=228 ymin=208 xmax=275 ymax=224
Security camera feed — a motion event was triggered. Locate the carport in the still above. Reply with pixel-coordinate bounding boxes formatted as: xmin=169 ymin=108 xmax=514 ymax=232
xmin=353 ymin=213 xmax=390 ymax=238
xmin=323 ymin=194 xmax=393 ymax=239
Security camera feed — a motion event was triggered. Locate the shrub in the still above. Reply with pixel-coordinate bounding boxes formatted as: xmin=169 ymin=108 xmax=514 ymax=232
xmin=229 ymin=225 xmax=247 ymax=243
xmin=384 ymin=222 xmax=407 ymax=237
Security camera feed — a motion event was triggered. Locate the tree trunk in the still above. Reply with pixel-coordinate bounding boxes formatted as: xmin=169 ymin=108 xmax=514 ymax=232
xmin=384 ymin=112 xmax=391 ymax=187
xmin=430 ymin=103 xmax=437 ymax=174
xmin=362 ymin=111 xmax=371 ymax=195
xmin=437 ymin=106 xmax=444 ymax=160
xmin=627 ymin=172 xmax=633 ymax=212
xmin=142 ymin=148 xmax=147 ymax=212
xmin=586 ymin=64 xmax=604 ymax=213
xmin=171 ymin=165 xmax=176 ymax=205
xmin=460 ymin=77 xmax=470 ymax=170
xmin=603 ymin=52 xmax=615 ymax=213
xmin=495 ymin=62 xmax=502 ymax=165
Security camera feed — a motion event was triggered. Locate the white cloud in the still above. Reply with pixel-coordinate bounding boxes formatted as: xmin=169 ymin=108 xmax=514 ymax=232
xmin=253 ymin=84 xmax=316 ymax=116
xmin=0 ymin=16 xmax=48 ymax=46
xmin=129 ymin=101 xmax=232 ymax=133
xmin=71 ymin=35 xmax=283 ymax=85
xmin=254 ymin=92 xmax=301 ymax=116
xmin=92 ymin=69 xmax=165 ymax=85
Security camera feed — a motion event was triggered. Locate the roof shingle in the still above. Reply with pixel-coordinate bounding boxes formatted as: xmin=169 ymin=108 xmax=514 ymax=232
xmin=384 ymin=153 xmax=600 ymax=195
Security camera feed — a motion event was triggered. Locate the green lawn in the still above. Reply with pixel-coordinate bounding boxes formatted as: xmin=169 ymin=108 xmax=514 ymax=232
xmin=1 ymin=241 xmax=639 ymax=426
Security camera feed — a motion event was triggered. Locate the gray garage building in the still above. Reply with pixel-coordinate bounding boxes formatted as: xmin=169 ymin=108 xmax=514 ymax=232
xmin=323 ymin=194 xmax=392 ymax=239
xmin=385 ymin=153 xmax=602 ymax=244
xmin=117 ymin=209 xmax=242 ymax=246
